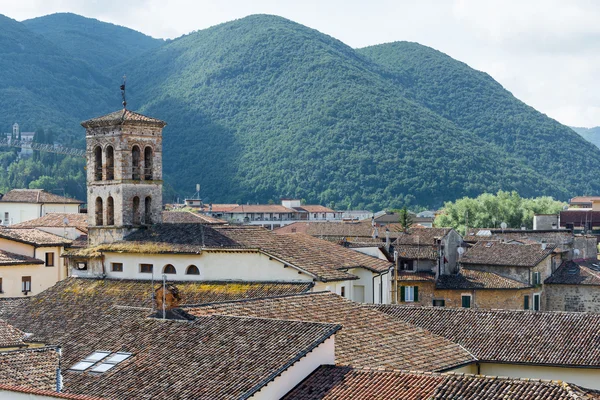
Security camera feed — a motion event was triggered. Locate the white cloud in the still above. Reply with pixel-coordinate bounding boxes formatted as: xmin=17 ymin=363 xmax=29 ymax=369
xmin=1 ymin=0 xmax=599 ymax=127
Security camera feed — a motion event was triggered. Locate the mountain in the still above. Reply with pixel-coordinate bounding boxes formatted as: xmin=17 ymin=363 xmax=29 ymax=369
xmin=0 ymin=14 xmax=112 ymax=140
xmin=116 ymin=15 xmax=561 ymax=209
xmin=23 ymin=13 xmax=164 ymax=71
xmin=357 ymin=42 xmax=600 ymax=198
xmin=571 ymin=126 xmax=600 ymax=149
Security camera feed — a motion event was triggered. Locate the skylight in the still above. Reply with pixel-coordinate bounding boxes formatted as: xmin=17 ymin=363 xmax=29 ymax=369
xmin=69 ymin=351 xmax=132 ymax=373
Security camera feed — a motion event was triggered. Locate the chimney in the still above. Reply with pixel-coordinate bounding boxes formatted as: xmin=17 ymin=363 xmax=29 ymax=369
xmin=541 ymin=242 xmax=547 ymax=250
xmin=155 ymin=284 xmax=181 ymax=312
xmin=385 ymin=229 xmax=390 ymax=251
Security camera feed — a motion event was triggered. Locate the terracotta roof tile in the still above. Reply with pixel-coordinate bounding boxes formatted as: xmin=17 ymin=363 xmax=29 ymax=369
xmin=0 ymin=228 xmax=72 ymax=247
xmin=0 ymin=189 xmax=82 ymax=204
xmin=275 ymin=220 xmax=404 ymax=240
xmin=463 ymin=229 xmax=573 ymax=245
xmin=393 ymin=227 xmax=452 ymax=246
xmin=284 ymin=366 xmax=600 ymax=400
xmin=460 ymin=241 xmax=555 ymax=267
xmin=81 ymin=109 xmax=166 ymax=128
xmin=162 ymin=210 xmax=226 ymax=224
xmin=0 ymin=319 xmax=25 ymax=348
xmin=0 ymin=250 xmax=44 ymax=266
xmin=0 ymin=347 xmax=60 ymax=391
xmin=545 ymin=260 xmax=600 ymax=286
xmin=294 ymin=205 xmax=336 ymax=213
xmin=395 ymin=271 xmax=437 ymax=282
xmin=187 ymin=292 xmax=476 ymax=372
xmin=11 ymin=213 xmax=88 ymax=231
xmin=436 ymin=268 xmax=532 ymax=289
xmin=396 ymin=244 xmax=438 ymax=260
xmin=0 ymin=385 xmax=104 ymax=400
xmin=373 ymin=305 xmax=600 ymax=367
xmin=227 ymin=204 xmax=296 ymax=213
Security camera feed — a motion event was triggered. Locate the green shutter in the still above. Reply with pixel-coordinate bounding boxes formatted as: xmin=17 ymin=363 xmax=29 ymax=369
xmin=414 ymin=286 xmax=419 ymax=302
xmin=400 ymin=286 xmax=405 ymax=302
xmin=524 ymin=295 xmax=529 ymax=310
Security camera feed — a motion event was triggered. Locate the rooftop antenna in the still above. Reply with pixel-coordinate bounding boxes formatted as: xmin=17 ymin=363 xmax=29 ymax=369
xmin=162 ymin=274 xmax=167 ymax=320
xmin=120 ymin=75 xmax=127 ymax=109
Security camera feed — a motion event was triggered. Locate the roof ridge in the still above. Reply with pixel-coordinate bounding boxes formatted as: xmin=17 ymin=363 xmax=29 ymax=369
xmin=182 ymin=290 xmax=333 ymax=308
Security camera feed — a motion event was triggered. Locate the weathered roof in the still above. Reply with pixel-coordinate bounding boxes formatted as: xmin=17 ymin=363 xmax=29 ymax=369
xmin=0 ymin=347 xmax=60 ymax=392
xmin=202 ymin=204 xmax=239 ymax=213
xmin=570 ymin=196 xmax=600 ymax=204
xmin=395 ymin=271 xmax=436 ymax=282
xmin=275 ymin=220 xmax=404 ymax=239
xmin=0 ymin=250 xmax=44 ymax=266
xmin=396 ymin=244 xmax=438 ymax=260
xmin=0 ymin=319 xmax=25 ymax=348
xmin=545 ymin=260 xmax=600 ymax=286
xmin=464 ymin=228 xmax=573 ymax=245
xmin=0 ymin=189 xmax=83 ymax=204
xmin=373 ymin=305 xmax=600 ymax=367
xmin=216 ymin=226 xmax=392 ymax=279
xmin=393 ymin=227 xmax=452 ymax=246
xmin=436 ymin=268 xmax=532 ymax=290
xmin=162 ymin=210 xmax=226 ymax=224
xmin=0 ymin=385 xmax=104 ymax=400
xmin=0 ymin=227 xmax=72 ymax=247
xmin=283 ymin=366 xmax=600 ymax=400
xmin=294 ymin=205 xmax=336 ymax=213
xmin=11 ymin=213 xmax=88 ymax=231
xmin=460 ymin=241 xmax=555 ymax=267
xmin=81 ymin=109 xmax=166 ymax=128
xmin=227 ymin=204 xmax=296 ymax=213
xmin=187 ymin=292 xmax=475 ymax=372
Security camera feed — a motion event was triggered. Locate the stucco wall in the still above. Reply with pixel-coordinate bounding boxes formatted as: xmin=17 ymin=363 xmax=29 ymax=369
xmin=479 ymin=363 xmax=600 ymax=390
xmin=545 ymin=284 xmax=600 ymax=312
xmin=434 ymin=288 xmax=536 ymax=310
xmin=0 ymin=246 xmax=64 ymax=297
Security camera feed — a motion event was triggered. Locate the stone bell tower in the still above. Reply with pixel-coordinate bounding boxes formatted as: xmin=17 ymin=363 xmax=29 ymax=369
xmin=82 ymin=109 xmax=166 ymax=245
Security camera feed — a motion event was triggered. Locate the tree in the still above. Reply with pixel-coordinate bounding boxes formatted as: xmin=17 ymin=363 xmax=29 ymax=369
xmin=398 ymin=207 xmax=413 ymax=232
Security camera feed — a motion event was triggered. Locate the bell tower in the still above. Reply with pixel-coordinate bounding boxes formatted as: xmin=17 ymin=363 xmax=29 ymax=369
xmin=82 ymin=108 xmax=166 ymax=245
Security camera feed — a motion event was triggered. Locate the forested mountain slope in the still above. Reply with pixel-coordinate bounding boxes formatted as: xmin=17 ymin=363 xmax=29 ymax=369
xmin=358 ymin=41 xmax=599 ymax=197
xmin=571 ymin=126 xmax=600 ymax=149
xmin=117 ymin=15 xmax=556 ymax=208
xmin=23 ymin=13 xmax=164 ymax=71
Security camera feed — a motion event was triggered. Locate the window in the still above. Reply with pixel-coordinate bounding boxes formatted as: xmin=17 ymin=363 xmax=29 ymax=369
xmin=0 ymin=278 xmax=3 ymax=293
xmin=163 ymin=264 xmax=176 ymax=274
xmin=132 ymin=196 xmax=140 ymax=225
xmin=140 ymin=264 xmax=153 ymax=273
xmin=45 ymin=252 xmax=55 ymax=267
xmin=433 ymin=299 xmax=445 ymax=307
xmin=111 ymin=263 xmax=123 ymax=272
xmin=144 ymin=196 xmax=152 ymax=224
xmin=534 ymin=293 xmax=541 ymax=311
xmin=90 ymin=352 xmax=132 ymax=373
xmin=144 ymin=147 xmax=153 ymax=180
xmin=105 ymin=146 xmax=114 ymax=180
xmin=94 ymin=146 xmax=102 ymax=181
xmin=95 ymin=197 xmax=103 ymax=226
xmin=186 ymin=265 xmax=199 ymax=275
xmin=22 ymin=276 xmax=31 ymax=293
xmin=524 ymin=295 xmax=530 ymax=310
xmin=70 ymin=351 xmax=132 ymax=373
xmin=132 ymin=145 xmax=141 ymax=180
xmin=71 ymin=351 xmax=110 ymax=371
xmin=400 ymin=286 xmax=419 ymax=302
xmin=340 ymin=286 xmax=346 ymax=298
xmin=461 ymin=294 xmax=471 ymax=308
xmin=400 ymin=260 xmax=414 ymax=271
xmin=77 ymin=262 xmax=88 ymax=270
xmin=3 ymin=212 xmax=8 ymax=225
xmin=532 ymin=271 xmax=541 ymax=286
xmin=106 ymin=196 xmax=114 ymax=225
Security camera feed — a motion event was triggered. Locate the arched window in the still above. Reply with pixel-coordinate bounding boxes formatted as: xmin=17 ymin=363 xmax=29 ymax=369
xmin=105 ymin=146 xmax=114 ymax=180
xmin=95 ymin=197 xmax=103 ymax=226
xmin=144 ymin=147 xmax=153 ymax=180
xmin=163 ymin=264 xmax=176 ymax=274
xmin=94 ymin=146 xmax=102 ymax=181
xmin=132 ymin=196 xmax=140 ymax=225
xmin=144 ymin=196 xmax=152 ymax=224
xmin=186 ymin=265 xmax=200 ymax=275
xmin=132 ymin=145 xmax=141 ymax=180
xmin=106 ymin=196 xmax=114 ymax=225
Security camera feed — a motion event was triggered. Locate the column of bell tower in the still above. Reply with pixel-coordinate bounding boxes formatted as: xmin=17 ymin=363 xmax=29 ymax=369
xmin=82 ymin=109 xmax=166 ymax=245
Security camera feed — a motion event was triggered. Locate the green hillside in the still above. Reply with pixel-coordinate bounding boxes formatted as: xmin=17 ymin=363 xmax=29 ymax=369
xmin=357 ymin=41 xmax=600 ymax=197
xmin=23 ymin=13 xmax=164 ymax=71
xmin=117 ymin=15 xmax=557 ymax=209
xmin=571 ymin=126 xmax=600 ymax=149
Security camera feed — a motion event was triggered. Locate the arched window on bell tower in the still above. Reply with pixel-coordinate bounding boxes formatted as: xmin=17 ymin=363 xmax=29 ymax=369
xmin=132 ymin=196 xmax=140 ymax=225
xmin=144 ymin=196 xmax=152 ymax=224
xmin=106 ymin=196 xmax=114 ymax=225
xmin=144 ymin=146 xmax=153 ymax=180
xmin=94 ymin=146 xmax=102 ymax=181
xmin=132 ymin=145 xmax=141 ymax=180
xmin=106 ymin=146 xmax=114 ymax=180
xmin=95 ymin=197 xmax=104 ymax=226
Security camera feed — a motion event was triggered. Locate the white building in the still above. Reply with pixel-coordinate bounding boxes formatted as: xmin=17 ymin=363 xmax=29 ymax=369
xmin=0 ymin=189 xmax=83 ymax=226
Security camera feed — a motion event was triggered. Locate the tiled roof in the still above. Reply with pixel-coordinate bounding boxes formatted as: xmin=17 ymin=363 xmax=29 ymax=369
xmin=275 ymin=220 xmax=405 ymax=239
xmin=227 ymin=204 xmax=296 ymax=213
xmin=0 ymin=250 xmax=44 ymax=266
xmin=545 ymin=260 xmax=600 ymax=286
xmin=373 ymin=305 xmax=600 ymax=367
xmin=393 ymin=227 xmax=452 ymax=246
xmin=202 ymin=204 xmax=239 ymax=213
xmin=187 ymin=292 xmax=476 ymax=372
xmin=81 ymin=109 xmax=166 ymax=128
xmin=460 ymin=241 xmax=555 ymax=267
xmin=283 ymin=366 xmax=600 ymax=400
xmin=0 ymin=385 xmax=104 ymax=400
xmin=0 ymin=228 xmax=72 ymax=247
xmin=396 ymin=244 xmax=438 ymax=260
xmin=11 ymin=213 xmax=88 ymax=231
xmin=0 ymin=347 xmax=60 ymax=391
xmin=216 ymin=226 xmax=392 ymax=279
xmin=570 ymin=196 xmax=600 ymax=204
xmin=294 ymin=205 xmax=336 ymax=213
xmin=0 ymin=189 xmax=83 ymax=204
xmin=463 ymin=229 xmax=573 ymax=245
xmin=0 ymin=319 xmax=25 ymax=348
xmin=560 ymin=211 xmax=600 ymax=227
xmin=436 ymin=268 xmax=531 ymax=290
xmin=395 ymin=271 xmax=436 ymax=282
xmin=162 ymin=210 xmax=226 ymax=224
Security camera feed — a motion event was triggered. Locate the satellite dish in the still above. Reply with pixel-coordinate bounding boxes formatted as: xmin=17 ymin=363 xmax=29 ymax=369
xmin=457 ymin=247 xmax=465 ymax=256
xmin=500 ymin=222 xmax=507 ymax=230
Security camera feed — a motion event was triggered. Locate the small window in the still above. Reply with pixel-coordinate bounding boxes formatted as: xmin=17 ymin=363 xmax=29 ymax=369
xmin=111 ymin=263 xmax=123 ymax=272
xmin=0 ymin=278 xmax=3 ymax=293
xmin=3 ymin=212 xmax=8 ymax=224
xmin=401 ymin=260 xmax=414 ymax=271
xmin=186 ymin=265 xmax=199 ymax=275
xmin=45 ymin=252 xmax=55 ymax=267
xmin=70 ymin=351 xmax=111 ymax=371
xmin=340 ymin=286 xmax=346 ymax=298
xmin=163 ymin=264 xmax=176 ymax=274
xmin=140 ymin=264 xmax=153 ymax=273
xmin=433 ymin=299 xmax=445 ymax=307
xmin=22 ymin=276 xmax=31 ymax=293
xmin=90 ymin=352 xmax=132 ymax=373
xmin=524 ymin=295 xmax=530 ymax=310
xmin=532 ymin=271 xmax=541 ymax=285
xmin=461 ymin=295 xmax=471 ymax=308
xmin=77 ymin=262 xmax=88 ymax=270
xmin=534 ymin=293 xmax=541 ymax=311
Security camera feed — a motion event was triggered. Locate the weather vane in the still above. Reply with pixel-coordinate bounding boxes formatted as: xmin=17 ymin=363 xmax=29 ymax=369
xmin=120 ymin=75 xmax=127 ymax=109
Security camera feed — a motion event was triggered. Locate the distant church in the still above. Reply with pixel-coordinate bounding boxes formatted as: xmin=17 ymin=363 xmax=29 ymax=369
xmin=4 ymin=123 xmax=35 ymax=157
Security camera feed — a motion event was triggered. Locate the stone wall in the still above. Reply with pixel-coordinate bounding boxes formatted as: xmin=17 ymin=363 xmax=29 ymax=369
xmin=545 ymin=284 xmax=600 ymax=312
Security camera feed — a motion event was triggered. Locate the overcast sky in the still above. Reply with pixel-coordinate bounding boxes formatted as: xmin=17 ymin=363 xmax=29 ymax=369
xmin=2 ymin=0 xmax=599 ymax=127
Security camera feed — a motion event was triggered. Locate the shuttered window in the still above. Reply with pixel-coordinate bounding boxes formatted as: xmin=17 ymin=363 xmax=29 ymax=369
xmin=461 ymin=295 xmax=471 ymax=308
xmin=524 ymin=295 xmax=530 ymax=310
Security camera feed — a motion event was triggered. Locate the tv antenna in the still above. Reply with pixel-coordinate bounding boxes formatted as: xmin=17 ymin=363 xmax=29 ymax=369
xmin=120 ymin=75 xmax=127 ymax=109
